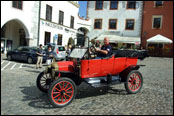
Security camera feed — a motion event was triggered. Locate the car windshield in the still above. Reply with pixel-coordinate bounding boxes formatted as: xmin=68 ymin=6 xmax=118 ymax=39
xmin=70 ymin=48 xmax=87 ymax=58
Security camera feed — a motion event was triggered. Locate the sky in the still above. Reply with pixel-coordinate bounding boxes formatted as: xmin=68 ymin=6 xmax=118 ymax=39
xmin=78 ymin=1 xmax=87 ymax=18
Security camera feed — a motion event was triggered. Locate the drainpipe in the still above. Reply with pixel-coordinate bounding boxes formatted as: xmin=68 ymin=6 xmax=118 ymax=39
xmin=37 ymin=1 xmax=41 ymax=46
xmin=140 ymin=1 xmax=144 ymax=49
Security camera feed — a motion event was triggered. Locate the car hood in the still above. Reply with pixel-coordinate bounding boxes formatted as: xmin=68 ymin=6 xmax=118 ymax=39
xmin=56 ymin=61 xmax=75 ymax=72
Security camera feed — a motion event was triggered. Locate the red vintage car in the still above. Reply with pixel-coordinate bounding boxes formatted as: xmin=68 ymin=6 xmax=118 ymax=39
xmin=37 ymin=41 xmax=148 ymax=108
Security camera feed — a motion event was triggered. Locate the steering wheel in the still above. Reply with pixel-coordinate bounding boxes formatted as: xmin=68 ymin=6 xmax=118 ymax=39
xmin=89 ymin=46 xmax=97 ymax=58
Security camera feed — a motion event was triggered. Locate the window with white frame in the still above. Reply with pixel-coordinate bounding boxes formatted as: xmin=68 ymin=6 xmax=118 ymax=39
xmin=152 ymin=15 xmax=163 ymax=29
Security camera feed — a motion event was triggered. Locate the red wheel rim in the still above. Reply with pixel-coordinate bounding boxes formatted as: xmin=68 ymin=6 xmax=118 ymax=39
xmin=51 ymin=81 xmax=74 ymax=105
xmin=128 ymin=73 xmax=141 ymax=91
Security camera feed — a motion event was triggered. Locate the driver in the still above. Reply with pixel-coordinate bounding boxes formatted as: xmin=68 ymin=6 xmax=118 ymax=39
xmin=95 ymin=37 xmax=112 ymax=58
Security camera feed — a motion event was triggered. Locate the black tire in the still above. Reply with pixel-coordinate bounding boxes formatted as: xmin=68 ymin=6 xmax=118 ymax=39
xmin=48 ymin=77 xmax=77 ymax=108
xmin=27 ymin=57 xmax=33 ymax=64
xmin=124 ymin=70 xmax=143 ymax=94
xmin=7 ymin=55 xmax=12 ymax=61
xmin=36 ymin=72 xmax=53 ymax=93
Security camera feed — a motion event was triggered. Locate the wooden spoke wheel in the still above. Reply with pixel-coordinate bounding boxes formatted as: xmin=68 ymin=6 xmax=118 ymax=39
xmin=124 ymin=70 xmax=143 ymax=94
xmin=48 ymin=77 xmax=77 ymax=108
xmin=37 ymin=72 xmax=53 ymax=93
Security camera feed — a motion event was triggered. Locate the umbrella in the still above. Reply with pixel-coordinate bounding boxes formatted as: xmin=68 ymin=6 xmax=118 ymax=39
xmin=147 ymin=34 xmax=173 ymax=44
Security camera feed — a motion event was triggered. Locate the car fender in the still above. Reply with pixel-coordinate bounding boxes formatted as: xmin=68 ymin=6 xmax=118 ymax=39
xmin=119 ymin=65 xmax=145 ymax=82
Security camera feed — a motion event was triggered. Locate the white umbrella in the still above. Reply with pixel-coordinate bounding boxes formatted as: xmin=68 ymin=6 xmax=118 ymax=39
xmin=147 ymin=34 xmax=173 ymax=44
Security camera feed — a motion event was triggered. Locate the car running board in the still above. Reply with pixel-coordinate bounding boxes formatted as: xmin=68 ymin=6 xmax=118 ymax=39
xmin=83 ymin=75 xmax=122 ymax=88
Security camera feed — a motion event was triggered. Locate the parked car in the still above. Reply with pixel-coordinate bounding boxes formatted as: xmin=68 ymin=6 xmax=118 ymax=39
xmin=7 ymin=46 xmax=47 ymax=64
xmin=44 ymin=43 xmax=66 ymax=61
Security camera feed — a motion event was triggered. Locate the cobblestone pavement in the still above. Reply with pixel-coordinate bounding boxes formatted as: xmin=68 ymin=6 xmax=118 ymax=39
xmin=1 ymin=57 xmax=173 ymax=115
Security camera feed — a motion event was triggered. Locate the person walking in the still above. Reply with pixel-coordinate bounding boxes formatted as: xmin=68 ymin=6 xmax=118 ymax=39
xmin=36 ymin=44 xmax=43 ymax=69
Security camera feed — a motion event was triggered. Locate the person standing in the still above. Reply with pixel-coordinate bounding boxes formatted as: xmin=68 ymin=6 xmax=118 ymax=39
xmin=46 ymin=45 xmax=56 ymax=64
xmin=36 ymin=44 xmax=43 ymax=69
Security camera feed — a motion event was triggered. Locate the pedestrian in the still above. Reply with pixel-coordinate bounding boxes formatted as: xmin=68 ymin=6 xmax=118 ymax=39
xmin=36 ymin=44 xmax=43 ymax=69
xmin=46 ymin=45 xmax=56 ymax=65
xmin=67 ymin=45 xmax=72 ymax=56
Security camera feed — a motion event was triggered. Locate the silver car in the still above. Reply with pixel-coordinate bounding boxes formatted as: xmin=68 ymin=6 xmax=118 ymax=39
xmin=44 ymin=44 xmax=66 ymax=61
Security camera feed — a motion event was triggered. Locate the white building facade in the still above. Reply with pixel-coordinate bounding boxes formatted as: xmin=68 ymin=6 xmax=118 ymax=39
xmin=87 ymin=1 xmax=143 ymax=49
xmin=1 ymin=1 xmax=40 ymax=53
xmin=1 ymin=1 xmax=91 ymax=54
xmin=39 ymin=1 xmax=91 ymax=47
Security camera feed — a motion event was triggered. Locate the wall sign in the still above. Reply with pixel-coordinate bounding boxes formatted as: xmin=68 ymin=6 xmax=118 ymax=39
xmin=42 ymin=20 xmax=63 ymax=30
xmin=41 ymin=20 xmax=76 ymax=34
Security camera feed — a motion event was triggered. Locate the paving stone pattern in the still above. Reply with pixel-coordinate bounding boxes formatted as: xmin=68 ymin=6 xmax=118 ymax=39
xmin=1 ymin=57 xmax=173 ymax=115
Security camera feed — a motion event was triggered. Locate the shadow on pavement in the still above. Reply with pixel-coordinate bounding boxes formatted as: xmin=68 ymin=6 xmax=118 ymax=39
xmin=20 ymin=83 xmax=127 ymax=109
xmin=20 ymin=86 xmax=54 ymax=109
xmin=76 ymin=83 xmax=127 ymax=99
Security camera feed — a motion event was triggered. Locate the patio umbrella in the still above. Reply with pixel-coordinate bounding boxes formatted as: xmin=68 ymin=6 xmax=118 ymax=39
xmin=147 ymin=34 xmax=173 ymax=44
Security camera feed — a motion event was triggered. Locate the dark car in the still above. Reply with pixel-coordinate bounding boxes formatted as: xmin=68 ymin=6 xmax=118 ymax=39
xmin=7 ymin=46 xmax=47 ymax=64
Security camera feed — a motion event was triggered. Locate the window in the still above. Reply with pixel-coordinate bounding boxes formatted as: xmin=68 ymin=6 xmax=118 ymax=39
xmin=155 ymin=1 xmax=163 ymax=7
xmin=46 ymin=5 xmax=52 ymax=21
xmin=12 ymin=1 xmax=23 ymax=10
xmin=59 ymin=11 xmax=64 ymax=25
xmin=109 ymin=19 xmax=117 ymax=29
xmin=44 ymin=32 xmax=51 ymax=45
xmin=152 ymin=16 xmax=162 ymax=29
xmin=127 ymin=1 xmax=136 ymax=9
xmin=95 ymin=1 xmax=103 ymax=10
xmin=94 ymin=19 xmax=102 ymax=29
xmin=125 ymin=19 xmax=134 ymax=30
xmin=110 ymin=1 xmax=118 ymax=10
xmin=57 ymin=34 xmax=63 ymax=45
xmin=70 ymin=16 xmax=74 ymax=28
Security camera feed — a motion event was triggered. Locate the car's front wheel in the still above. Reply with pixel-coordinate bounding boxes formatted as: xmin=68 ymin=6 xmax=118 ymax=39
xmin=37 ymin=72 xmax=53 ymax=93
xmin=48 ymin=77 xmax=77 ymax=108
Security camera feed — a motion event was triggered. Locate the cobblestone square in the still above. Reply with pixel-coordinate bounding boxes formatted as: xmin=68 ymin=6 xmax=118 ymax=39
xmin=1 ymin=57 xmax=173 ymax=115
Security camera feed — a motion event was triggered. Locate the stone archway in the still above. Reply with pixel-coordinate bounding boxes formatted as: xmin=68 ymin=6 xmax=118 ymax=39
xmin=68 ymin=37 xmax=75 ymax=46
xmin=1 ymin=19 xmax=30 ymax=53
xmin=77 ymin=27 xmax=89 ymax=47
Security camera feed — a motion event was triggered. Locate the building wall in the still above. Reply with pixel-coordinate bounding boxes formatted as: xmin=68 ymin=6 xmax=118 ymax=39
xmin=39 ymin=1 xmax=80 ymax=46
xmin=141 ymin=1 xmax=173 ymax=49
xmin=87 ymin=1 xmax=143 ymax=39
xmin=1 ymin=1 xmax=39 ymax=47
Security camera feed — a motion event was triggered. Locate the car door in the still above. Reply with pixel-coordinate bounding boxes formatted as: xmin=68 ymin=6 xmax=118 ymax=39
xmin=101 ymin=56 xmax=115 ymax=76
xmin=12 ymin=47 xmax=23 ymax=60
xmin=88 ymin=59 xmax=102 ymax=77
xmin=19 ymin=48 xmax=29 ymax=61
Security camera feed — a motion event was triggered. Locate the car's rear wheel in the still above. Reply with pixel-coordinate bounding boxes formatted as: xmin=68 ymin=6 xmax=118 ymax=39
xmin=27 ymin=57 xmax=33 ymax=64
xmin=124 ymin=70 xmax=143 ymax=94
xmin=48 ymin=77 xmax=77 ymax=108
xmin=7 ymin=55 xmax=12 ymax=61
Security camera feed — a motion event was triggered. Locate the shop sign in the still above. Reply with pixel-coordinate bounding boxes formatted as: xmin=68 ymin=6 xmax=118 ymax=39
xmin=42 ymin=20 xmax=63 ymax=30
xmin=54 ymin=34 xmax=58 ymax=40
